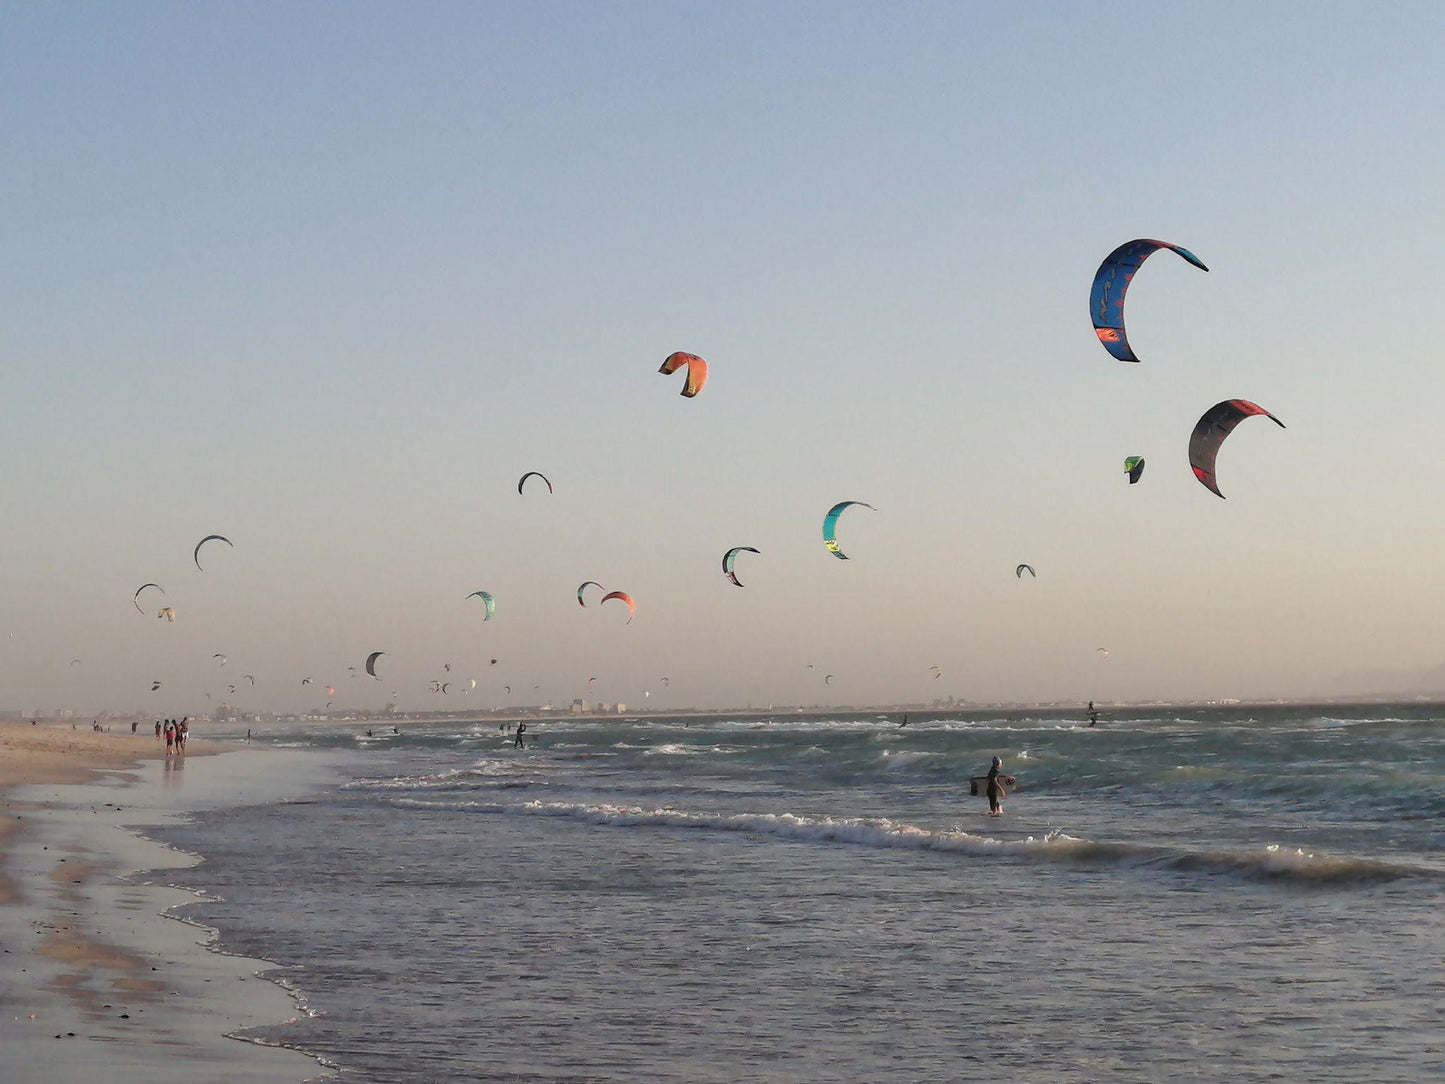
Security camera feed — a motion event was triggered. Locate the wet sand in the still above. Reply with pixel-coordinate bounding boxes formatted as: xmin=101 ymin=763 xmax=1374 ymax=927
xmin=0 ymin=721 xmax=343 ymax=1083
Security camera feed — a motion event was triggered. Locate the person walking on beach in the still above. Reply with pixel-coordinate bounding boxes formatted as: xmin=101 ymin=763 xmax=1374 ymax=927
xmin=131 ymin=720 xmax=138 ymax=734
xmin=177 ymin=718 xmax=188 ymax=753
xmin=514 ymin=721 xmax=527 ymax=749
xmin=1087 ymin=701 xmax=1100 ymax=727
xmin=155 ymin=720 xmax=162 ymax=740
xmin=163 ymin=720 xmax=175 ymax=756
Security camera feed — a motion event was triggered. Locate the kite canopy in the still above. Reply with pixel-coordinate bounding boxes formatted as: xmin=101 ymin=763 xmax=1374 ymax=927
xmin=1125 ymin=456 xmax=1146 ymax=484
xmin=600 ymin=590 xmax=636 ymax=624
xmin=365 ymin=651 xmax=385 ymax=678
xmin=576 ymin=581 xmax=605 ymax=607
xmin=466 ymin=590 xmax=497 ymax=620
xmin=517 ymin=471 xmax=552 ymax=495
xmin=823 ymin=501 xmax=875 ymax=560
xmin=156 ymin=607 xmax=176 ymax=622
xmin=658 ymin=351 xmax=708 ymax=397
xmin=722 ymin=546 xmax=760 ymax=587
xmin=133 ymin=583 xmax=165 ymax=613
xmin=193 ymin=534 xmax=233 ymax=570
xmin=1188 ymin=399 xmax=1285 ymax=498
xmin=1090 ymin=239 xmax=1208 ymax=362
xmin=1015 ymin=564 xmax=1036 ymax=579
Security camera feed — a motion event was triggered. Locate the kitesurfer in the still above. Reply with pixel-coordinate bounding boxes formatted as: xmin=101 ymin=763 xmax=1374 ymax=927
xmin=515 ymin=721 xmax=527 ymax=749
xmin=899 ymin=713 xmax=909 ymax=728
xmin=986 ymin=755 xmax=1008 ymax=816
xmin=1088 ymin=701 xmax=1100 ymax=726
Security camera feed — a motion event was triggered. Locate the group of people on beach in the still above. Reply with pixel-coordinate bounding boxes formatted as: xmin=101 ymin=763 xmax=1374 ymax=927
xmin=155 ymin=717 xmax=188 ymax=755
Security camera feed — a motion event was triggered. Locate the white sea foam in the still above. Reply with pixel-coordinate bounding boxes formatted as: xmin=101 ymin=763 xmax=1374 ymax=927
xmin=378 ymin=796 xmax=1434 ymax=885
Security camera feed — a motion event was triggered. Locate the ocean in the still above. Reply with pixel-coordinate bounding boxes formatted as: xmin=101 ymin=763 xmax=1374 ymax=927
xmin=150 ymin=705 xmax=1445 ymax=1083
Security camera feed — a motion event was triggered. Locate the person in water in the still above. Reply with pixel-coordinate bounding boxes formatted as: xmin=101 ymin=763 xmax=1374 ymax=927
xmin=986 ymin=755 xmax=1008 ymax=816
xmin=1087 ymin=701 xmax=1100 ymax=727
xmin=514 ymin=721 xmax=527 ymax=749
xmin=898 ymin=713 xmax=909 ymax=728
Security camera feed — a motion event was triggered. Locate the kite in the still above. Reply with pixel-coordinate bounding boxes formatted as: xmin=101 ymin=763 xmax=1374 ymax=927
xmin=929 ymin=666 xmax=943 ymax=679
xmin=243 ymin=674 xmax=255 ymax=685
xmin=326 ymin=685 xmax=335 ymax=696
xmin=576 ymin=581 xmax=605 ymax=607
xmin=213 ymin=653 xmax=227 ymax=665
xmin=1097 ymin=647 xmax=1110 ymax=660
xmin=151 ymin=680 xmax=161 ymax=692
xmin=824 ymin=674 xmax=834 ymax=686
xmin=600 ymin=590 xmax=636 ymax=624
xmin=193 ymin=534 xmax=233 ymax=570
xmin=301 ymin=677 xmax=312 ymax=686
xmin=1125 ymin=456 xmax=1146 ymax=484
xmin=133 ymin=583 xmax=165 ymax=614
xmin=517 ymin=471 xmax=552 ymax=495
xmin=660 ymin=676 xmax=670 ymax=687
xmin=823 ymin=501 xmax=875 ymax=560
xmin=1188 ymin=400 xmax=1285 ymax=498
xmin=1090 ymin=239 xmax=1208 ymax=362
xmin=722 ymin=546 xmax=760 ymax=587
xmin=504 ymin=685 xmax=511 ymax=694
xmin=156 ymin=607 xmax=176 ymax=622
xmin=365 ymin=651 xmax=384 ymax=678
xmin=466 ymin=590 xmax=497 ymax=620
xmin=658 ymin=351 xmax=708 ymax=397
xmin=1015 ymin=564 xmax=1036 ymax=579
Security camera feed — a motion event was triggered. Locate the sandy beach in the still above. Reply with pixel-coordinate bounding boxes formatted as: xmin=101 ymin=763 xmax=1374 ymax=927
xmin=0 ymin=721 xmax=343 ymax=1083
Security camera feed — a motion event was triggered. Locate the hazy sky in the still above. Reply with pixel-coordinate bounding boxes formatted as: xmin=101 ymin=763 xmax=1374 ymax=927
xmin=4 ymin=2 xmax=1444 ymax=713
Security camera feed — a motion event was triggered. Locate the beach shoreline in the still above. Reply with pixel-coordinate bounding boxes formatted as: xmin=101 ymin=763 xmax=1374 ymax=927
xmin=0 ymin=721 xmax=349 ymax=1083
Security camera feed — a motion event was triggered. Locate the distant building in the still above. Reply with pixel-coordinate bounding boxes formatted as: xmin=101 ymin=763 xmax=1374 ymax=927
xmin=615 ymin=703 xmax=626 ymax=713
xmin=571 ymin=699 xmax=588 ymax=714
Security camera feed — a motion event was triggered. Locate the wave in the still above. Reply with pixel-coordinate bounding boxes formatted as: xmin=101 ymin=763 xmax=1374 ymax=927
xmin=378 ymin=797 xmax=1433 ymax=887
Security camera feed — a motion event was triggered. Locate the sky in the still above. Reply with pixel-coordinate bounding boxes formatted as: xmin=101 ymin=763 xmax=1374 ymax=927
xmin=3 ymin=2 xmax=1444 ymax=714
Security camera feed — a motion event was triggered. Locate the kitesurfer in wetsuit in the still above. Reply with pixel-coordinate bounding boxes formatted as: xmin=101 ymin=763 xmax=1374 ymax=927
xmin=1087 ymin=701 xmax=1099 ymax=727
xmin=514 ymin=722 xmax=527 ymax=749
xmin=986 ymin=755 xmax=1007 ymax=816
xmin=899 ymin=713 xmax=909 ymax=729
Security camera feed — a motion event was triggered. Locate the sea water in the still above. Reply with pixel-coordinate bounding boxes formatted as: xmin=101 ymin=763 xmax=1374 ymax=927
xmin=150 ymin=705 xmax=1445 ymax=1083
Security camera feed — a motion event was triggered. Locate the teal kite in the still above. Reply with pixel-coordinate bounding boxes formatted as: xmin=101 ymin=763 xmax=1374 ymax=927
xmin=823 ymin=501 xmax=875 ymax=560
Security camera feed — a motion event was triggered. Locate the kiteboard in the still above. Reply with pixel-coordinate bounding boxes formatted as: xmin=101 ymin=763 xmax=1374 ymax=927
xmin=969 ymin=775 xmax=1016 ymax=797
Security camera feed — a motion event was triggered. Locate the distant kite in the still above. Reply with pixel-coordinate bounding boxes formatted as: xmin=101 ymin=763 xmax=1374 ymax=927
xmin=466 ymin=590 xmax=497 ymax=620
xmin=600 ymin=590 xmax=636 ymax=624
xmin=1125 ymin=456 xmax=1146 ymax=484
xmin=823 ymin=501 xmax=875 ymax=560
xmin=517 ymin=471 xmax=552 ymax=495
xmin=658 ymin=351 xmax=708 ymax=397
xmin=1188 ymin=400 xmax=1285 ymax=498
xmin=1015 ymin=564 xmax=1036 ymax=579
xmin=1090 ymin=239 xmax=1208 ymax=362
xmin=193 ymin=534 xmax=233 ymax=570
xmin=722 ymin=547 xmax=760 ymax=587
xmin=365 ymin=651 xmax=385 ymax=678
xmin=133 ymin=583 xmax=165 ymax=614
xmin=577 ymin=581 xmax=605 ymax=607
